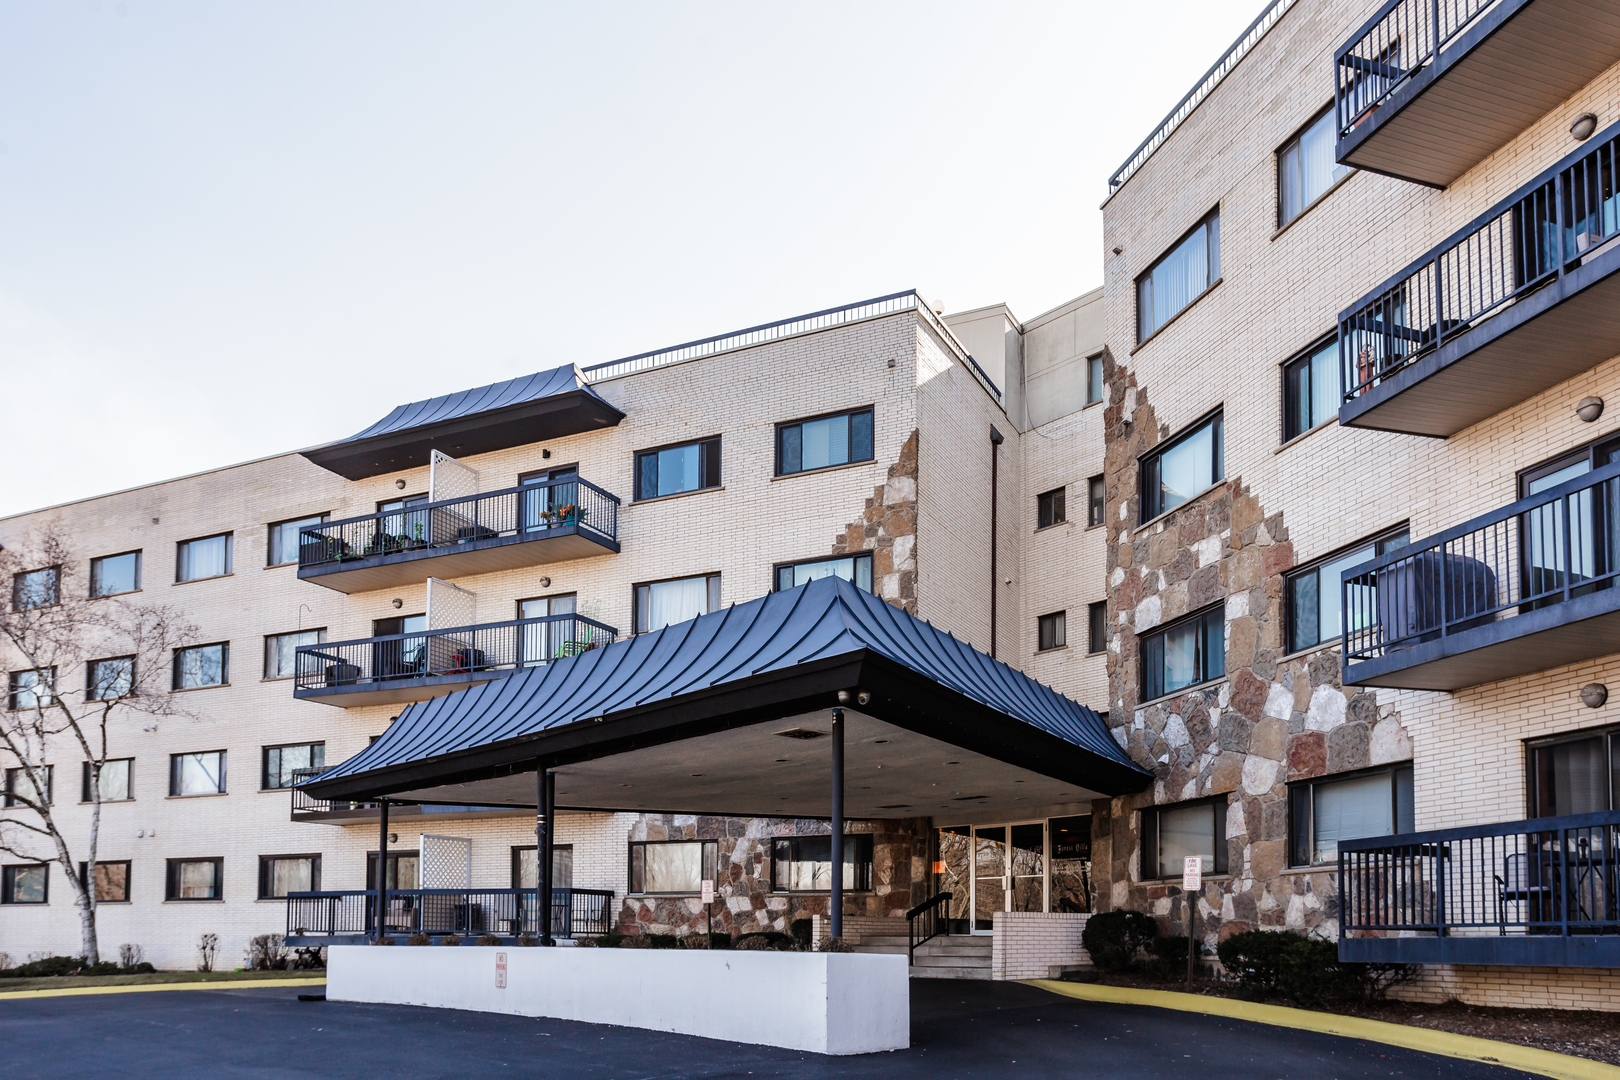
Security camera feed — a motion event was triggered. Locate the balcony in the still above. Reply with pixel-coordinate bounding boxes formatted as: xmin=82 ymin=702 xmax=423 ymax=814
xmin=1338 ymin=121 xmax=1620 ymax=437
xmin=297 ymin=476 xmax=620 ymax=594
xmin=1340 ymin=461 xmax=1620 ymax=690
xmin=284 ymin=886 xmax=617 ymax=944
xmin=1340 ymin=810 xmax=1620 ymax=967
xmin=288 ymin=768 xmax=534 ymax=823
xmin=1334 ymin=0 xmax=1620 ymax=188
xmin=292 ymin=613 xmax=617 ymax=708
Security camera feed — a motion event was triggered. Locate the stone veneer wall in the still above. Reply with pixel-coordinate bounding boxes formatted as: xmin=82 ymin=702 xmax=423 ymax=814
xmin=832 ymin=429 xmax=919 ymax=613
xmin=1093 ymin=350 xmax=1415 ymax=949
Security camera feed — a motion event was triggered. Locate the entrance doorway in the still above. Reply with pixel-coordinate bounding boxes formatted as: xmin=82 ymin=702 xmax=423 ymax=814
xmin=937 ymin=819 xmax=1079 ymax=934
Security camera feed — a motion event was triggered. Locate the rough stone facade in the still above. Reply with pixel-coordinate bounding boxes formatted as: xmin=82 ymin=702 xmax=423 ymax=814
xmin=832 ymin=429 xmax=919 ymax=614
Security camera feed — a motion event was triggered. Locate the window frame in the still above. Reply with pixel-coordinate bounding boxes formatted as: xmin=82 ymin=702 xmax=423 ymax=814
xmin=627 ymin=838 xmax=718 ymax=896
xmin=769 ymin=834 xmax=874 ymax=893
xmin=633 ymin=436 xmax=722 ymax=502
xmin=774 ymin=407 xmax=876 ymax=478
xmin=1139 ymin=603 xmax=1225 ymax=702
xmin=772 ymin=553 xmax=874 ymax=595
xmin=1139 ymin=796 xmax=1229 ymax=881
xmin=1281 ymin=333 xmax=1342 ymax=443
xmin=1287 ymin=763 xmax=1414 ymax=867
xmin=267 ymin=514 xmax=329 ymax=567
xmin=1283 ymin=524 xmax=1410 ymax=655
xmin=81 ymin=758 xmax=134 ymax=803
xmin=258 ymin=853 xmax=322 ymax=899
xmin=262 ymin=742 xmax=325 ymax=791
xmin=1277 ymin=104 xmax=1352 ymax=229
xmin=165 ymin=857 xmax=224 ymax=902
xmin=1037 ymin=610 xmax=1067 ymax=652
xmin=11 ymin=566 xmax=61 ymax=611
xmin=174 ymin=533 xmax=233 ymax=583
xmin=1139 ymin=408 xmax=1224 ymax=523
xmin=632 ymin=573 xmax=722 ymax=635
xmin=1088 ymin=601 xmax=1108 ymax=655
xmin=78 ymin=859 xmax=132 ymax=903
xmin=169 ymin=750 xmax=227 ymax=797
xmin=264 ymin=629 xmax=325 ymax=681
xmin=4 ymin=764 xmax=53 ymax=808
xmin=8 ymin=667 xmax=56 ymax=711
xmin=172 ymin=642 xmax=229 ymax=690
xmin=509 ymin=844 xmax=575 ymax=890
xmin=1 ymin=863 xmax=49 ymax=904
xmin=1036 ymin=487 xmax=1067 ymax=530
xmin=85 ymin=655 xmax=136 ymax=703
xmin=1087 ymin=476 xmax=1105 ymax=528
xmin=1525 ymin=725 xmax=1619 ymax=817
xmin=89 ymin=551 xmax=142 ymax=598
xmin=1086 ymin=353 xmax=1105 ymax=406
xmin=1136 ymin=207 xmax=1221 ymax=344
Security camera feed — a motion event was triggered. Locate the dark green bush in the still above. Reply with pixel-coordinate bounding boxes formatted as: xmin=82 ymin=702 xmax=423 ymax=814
xmin=1215 ymin=929 xmax=1300 ymax=995
xmin=1146 ymin=934 xmax=1192 ymax=963
xmin=1081 ymin=910 xmax=1157 ymax=971
xmin=81 ymin=960 xmax=121 ymax=976
xmin=0 ymin=956 xmax=86 ymax=978
xmin=642 ymin=933 xmax=678 ymax=949
xmin=1275 ymin=938 xmax=1353 ymax=1007
xmin=125 ymin=962 xmax=157 ymax=974
xmin=789 ymin=919 xmax=812 ymax=949
xmin=734 ymin=931 xmax=797 ymax=951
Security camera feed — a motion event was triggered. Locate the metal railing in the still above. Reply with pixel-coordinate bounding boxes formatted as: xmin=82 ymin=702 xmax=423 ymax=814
xmin=1340 ymin=811 xmax=1620 ymax=941
xmin=285 ymin=887 xmax=617 ymax=940
xmin=288 ymin=766 xmax=388 ymax=817
xmin=292 ymin=613 xmax=618 ymax=694
xmin=1334 ymin=0 xmax=1497 ymax=139
xmin=907 ymin=891 xmax=952 ymax=964
xmin=1339 ymin=121 xmax=1620 ymax=403
xmin=298 ymin=475 xmax=620 ymax=570
xmin=1341 ymin=460 xmax=1620 ymax=662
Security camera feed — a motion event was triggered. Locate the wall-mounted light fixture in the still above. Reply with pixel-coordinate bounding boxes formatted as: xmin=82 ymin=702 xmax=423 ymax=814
xmin=539 ymin=577 xmax=552 ymax=588
xmin=1581 ymin=682 xmax=1608 ymax=708
xmin=1571 ymin=113 xmax=1599 ymax=142
xmin=395 ymin=478 xmax=407 ymax=489
xmin=392 ymin=598 xmax=403 ymax=609
xmin=1577 ymin=396 xmax=1604 ymax=423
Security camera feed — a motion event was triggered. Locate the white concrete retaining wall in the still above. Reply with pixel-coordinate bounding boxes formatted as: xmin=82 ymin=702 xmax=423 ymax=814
xmin=991 ymin=911 xmax=1091 ymax=980
xmin=326 ymin=944 xmax=909 ymax=1055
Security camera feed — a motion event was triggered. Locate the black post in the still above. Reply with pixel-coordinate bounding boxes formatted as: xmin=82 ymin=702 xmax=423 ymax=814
xmin=376 ymin=799 xmax=390 ymax=943
xmin=830 ymin=707 xmax=845 ymax=943
xmin=539 ymin=769 xmax=556 ymax=946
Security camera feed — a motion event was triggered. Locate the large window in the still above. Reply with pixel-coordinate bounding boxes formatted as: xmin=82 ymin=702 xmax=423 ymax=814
xmin=1140 ymin=797 xmax=1229 ymax=879
xmin=633 ymin=574 xmax=721 ymax=634
xmin=166 ymin=858 xmax=223 ymax=901
xmin=1088 ymin=476 xmax=1105 ymax=527
xmin=1279 ymin=107 xmax=1350 ymax=226
xmin=12 ymin=567 xmax=60 ymax=610
xmin=770 ymin=835 xmax=873 ymax=892
xmin=259 ymin=855 xmax=321 ymax=898
xmin=8 ymin=668 xmax=54 ymax=711
xmin=1137 ymin=209 xmax=1220 ymax=342
xmin=1528 ymin=727 xmax=1620 ymax=817
xmin=90 ymin=551 xmax=141 ymax=597
xmin=268 ymin=515 xmax=327 ymax=567
xmin=1088 ymin=601 xmax=1108 ymax=655
xmin=776 ymin=408 xmax=874 ymax=477
xmin=1037 ymin=611 xmax=1066 ymax=652
xmin=1 ymin=864 xmax=48 ymax=904
xmin=367 ymin=851 xmax=421 ymax=891
xmin=173 ymin=643 xmax=228 ymax=690
xmin=264 ymin=630 xmax=323 ymax=680
xmin=773 ymin=554 xmax=873 ymax=594
xmin=79 ymin=860 xmax=130 ymax=903
xmin=1289 ymin=765 xmax=1413 ymax=866
xmin=1141 ymin=410 xmax=1223 ymax=521
xmin=1086 ymin=353 xmax=1104 ymax=406
xmin=635 ymin=438 xmax=721 ymax=501
xmin=1141 ymin=605 xmax=1224 ymax=701
xmin=170 ymin=751 xmax=226 ymax=797
xmin=82 ymin=759 xmax=132 ymax=802
xmin=263 ymin=743 xmax=324 ymax=790
xmin=4 ymin=765 xmax=52 ymax=808
xmin=1037 ymin=488 xmax=1066 ymax=530
xmin=629 ymin=839 xmax=718 ymax=895
xmin=1283 ymin=336 xmax=1341 ymax=441
xmin=1286 ymin=526 xmax=1409 ymax=654
xmin=86 ymin=656 xmax=135 ymax=702
xmin=511 ymin=845 xmax=574 ymax=889
xmin=176 ymin=534 xmax=231 ymax=582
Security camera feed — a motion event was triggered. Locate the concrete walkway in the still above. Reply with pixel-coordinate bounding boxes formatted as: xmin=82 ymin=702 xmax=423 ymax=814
xmin=0 ymin=977 xmax=1540 ymax=1079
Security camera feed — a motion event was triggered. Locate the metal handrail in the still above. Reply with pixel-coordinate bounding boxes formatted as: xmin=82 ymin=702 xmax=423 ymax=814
xmin=285 ymin=886 xmax=617 ymax=939
xmin=1334 ymin=0 xmax=1499 ymax=139
xmin=907 ymin=891 xmax=952 ymax=964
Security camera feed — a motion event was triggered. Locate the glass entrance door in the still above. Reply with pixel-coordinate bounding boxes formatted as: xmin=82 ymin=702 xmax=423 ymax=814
xmin=973 ymin=826 xmax=1006 ymax=932
xmin=936 ymin=820 xmax=1062 ymax=933
xmin=1009 ymin=822 xmax=1045 ymax=913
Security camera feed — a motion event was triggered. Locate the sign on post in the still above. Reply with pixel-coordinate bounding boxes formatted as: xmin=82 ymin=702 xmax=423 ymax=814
xmin=495 ymin=951 xmax=507 ymax=989
xmin=701 ymin=879 xmax=714 ymax=904
xmin=1182 ymin=855 xmax=1202 ymax=892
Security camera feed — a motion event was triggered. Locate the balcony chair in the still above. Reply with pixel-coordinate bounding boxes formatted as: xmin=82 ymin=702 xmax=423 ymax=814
xmin=1495 ymin=852 xmax=1552 ymax=936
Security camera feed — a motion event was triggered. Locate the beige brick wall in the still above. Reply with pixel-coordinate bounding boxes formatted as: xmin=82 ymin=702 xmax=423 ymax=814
xmin=991 ymin=910 xmax=1091 ymax=980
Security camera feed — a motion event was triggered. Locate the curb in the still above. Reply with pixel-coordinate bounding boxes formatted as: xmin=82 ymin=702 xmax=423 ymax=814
xmin=1025 ymin=979 xmax=1620 ymax=1080
xmin=0 ymin=977 xmax=327 ymax=1001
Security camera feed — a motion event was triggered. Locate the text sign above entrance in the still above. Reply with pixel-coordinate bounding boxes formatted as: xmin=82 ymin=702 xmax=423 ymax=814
xmin=1182 ymin=856 xmax=1202 ymax=892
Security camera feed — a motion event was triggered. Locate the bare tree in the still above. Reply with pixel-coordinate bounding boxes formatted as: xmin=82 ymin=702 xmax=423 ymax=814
xmin=0 ymin=527 xmax=196 ymax=963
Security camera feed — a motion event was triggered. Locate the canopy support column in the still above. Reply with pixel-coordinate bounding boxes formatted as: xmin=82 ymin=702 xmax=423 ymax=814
xmin=830 ymin=707 xmax=844 ymax=942
xmin=538 ymin=768 xmax=556 ymax=946
xmin=375 ymin=799 xmax=390 ymax=942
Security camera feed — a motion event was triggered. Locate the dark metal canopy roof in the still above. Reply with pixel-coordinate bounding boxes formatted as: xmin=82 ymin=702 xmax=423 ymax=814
xmin=301 ymin=365 xmax=625 ymax=480
xmin=302 ymin=577 xmax=1148 ymax=811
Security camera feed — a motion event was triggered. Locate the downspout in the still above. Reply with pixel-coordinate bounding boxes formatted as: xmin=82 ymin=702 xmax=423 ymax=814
xmin=989 ymin=425 xmax=1004 ymax=658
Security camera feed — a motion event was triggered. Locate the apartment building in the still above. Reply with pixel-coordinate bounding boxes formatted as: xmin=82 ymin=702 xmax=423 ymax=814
xmin=1097 ymin=0 xmax=1620 ymax=1009
xmin=0 ymin=288 xmax=1113 ymax=972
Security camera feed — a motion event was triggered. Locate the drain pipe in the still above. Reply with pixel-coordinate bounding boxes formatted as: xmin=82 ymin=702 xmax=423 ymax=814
xmin=989 ymin=426 xmax=1004 ymax=658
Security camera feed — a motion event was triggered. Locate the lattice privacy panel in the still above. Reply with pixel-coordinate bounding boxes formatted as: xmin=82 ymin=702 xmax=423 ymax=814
xmin=425 ymin=578 xmax=477 ymax=671
xmin=428 ymin=449 xmax=480 ymax=503
xmin=419 ymin=833 xmax=472 ymax=889
xmin=428 ymin=450 xmax=482 ymax=545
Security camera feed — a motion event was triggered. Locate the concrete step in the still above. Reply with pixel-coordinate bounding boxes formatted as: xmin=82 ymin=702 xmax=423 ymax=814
xmin=909 ymin=966 xmax=991 ymax=979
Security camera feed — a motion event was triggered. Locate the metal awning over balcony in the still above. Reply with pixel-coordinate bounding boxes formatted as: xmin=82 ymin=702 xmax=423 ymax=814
xmin=1341 ymin=460 xmax=1620 ymax=690
xmin=297 ymin=475 xmax=619 ymax=593
xmin=293 ymin=613 xmax=617 ymax=708
xmin=1338 ymin=120 xmax=1620 ymax=438
xmin=1334 ymin=0 xmax=1620 ymax=188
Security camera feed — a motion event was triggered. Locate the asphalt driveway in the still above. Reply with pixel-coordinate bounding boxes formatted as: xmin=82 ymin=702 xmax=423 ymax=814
xmin=0 ymin=978 xmax=1539 ymax=1079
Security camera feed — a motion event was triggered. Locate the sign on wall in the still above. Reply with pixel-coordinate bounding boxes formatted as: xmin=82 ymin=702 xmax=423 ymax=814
xmin=495 ymin=952 xmax=507 ymax=990
xmin=1182 ymin=856 xmax=1202 ymax=892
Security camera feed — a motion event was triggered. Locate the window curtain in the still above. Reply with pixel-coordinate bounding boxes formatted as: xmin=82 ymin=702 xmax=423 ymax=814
xmin=1537 ymin=738 xmax=1609 ymax=816
xmin=647 ymin=577 xmax=710 ymax=631
xmin=1158 ymin=424 xmax=1214 ymax=511
xmin=1157 ymin=803 xmax=1214 ymax=878
xmin=269 ymin=858 xmax=315 ymax=897
xmin=800 ymin=414 xmax=850 ymax=472
xmin=185 ymin=536 xmax=228 ymax=579
xmin=179 ymin=861 xmax=218 ymax=899
xmin=1149 ymin=227 xmax=1208 ymax=334
xmin=643 ymin=843 xmax=704 ymax=893
xmin=1312 ymin=773 xmax=1394 ymax=863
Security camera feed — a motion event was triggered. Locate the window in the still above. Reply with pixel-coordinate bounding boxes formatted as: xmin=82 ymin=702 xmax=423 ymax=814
xmin=1141 ymin=605 xmax=1224 ymax=701
xmin=1289 ymin=765 xmax=1414 ymax=866
xmin=78 ymin=860 xmax=130 ymax=902
xmin=1286 ymin=526 xmax=1409 ymax=653
xmin=170 ymin=751 xmax=225 ymax=796
xmin=264 ymin=630 xmax=323 ymax=680
xmin=173 ymin=643 xmax=228 ymax=690
xmin=1137 ymin=209 xmax=1220 ymax=342
xmin=90 ymin=551 xmax=141 ymax=597
xmin=1140 ymin=410 xmax=1223 ymax=521
xmin=367 ymin=851 xmax=420 ymax=891
xmin=776 ymin=408 xmax=875 ymax=477
xmin=773 ymin=554 xmax=873 ymax=594
xmin=12 ymin=567 xmax=60 ymax=610
xmin=263 ymin=743 xmax=324 ymax=790
xmin=516 ymin=595 xmax=583 ymax=665
xmin=8 ymin=668 xmax=54 ymax=711
xmin=1086 ymin=353 xmax=1104 ymax=406
xmin=86 ymin=656 xmax=135 ymax=702
xmin=1140 ymin=797 xmax=1229 ymax=879
xmin=633 ymin=574 xmax=721 ymax=634
xmin=166 ymin=858 xmax=222 ymax=901
xmin=1088 ymin=476 xmax=1105 ymax=527
xmin=268 ymin=515 xmax=327 ymax=567
xmin=1279 ymin=107 xmax=1350 ymax=226
xmin=770 ymin=835 xmax=874 ymax=891
xmin=176 ymin=534 xmax=231 ymax=582
xmin=1 ymin=864 xmax=48 ymax=904
xmin=1528 ymin=726 xmax=1620 ymax=817
xmin=511 ymin=845 xmax=574 ymax=889
xmin=629 ymin=839 xmax=718 ymax=894
xmin=82 ymin=759 xmax=132 ymax=802
xmin=1088 ymin=601 xmax=1108 ymax=654
xmin=1283 ymin=336 xmax=1341 ymax=441
xmin=1037 ymin=611 xmax=1066 ymax=652
xmin=259 ymin=855 xmax=321 ymax=898
xmin=1037 ymin=488 xmax=1066 ymax=529
xmin=635 ymin=438 xmax=721 ymax=500
xmin=4 ymin=765 xmax=52 ymax=808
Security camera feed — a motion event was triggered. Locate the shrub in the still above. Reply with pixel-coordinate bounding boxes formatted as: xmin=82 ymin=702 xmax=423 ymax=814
xmin=476 ymin=934 xmax=503 ymax=947
xmin=734 ymin=931 xmax=796 ymax=952
xmin=441 ymin=934 xmax=462 ymax=946
xmin=406 ymin=933 xmax=431 ymax=946
xmin=246 ymin=934 xmax=290 ymax=970
xmin=1 ymin=956 xmax=87 ymax=978
xmin=1216 ymin=929 xmax=1300 ymax=995
xmin=789 ymin=919 xmax=813 ymax=949
xmin=1275 ymin=938 xmax=1354 ymax=1007
xmin=641 ymin=933 xmax=678 ymax=949
xmin=679 ymin=933 xmax=711 ymax=949
xmin=1081 ymin=910 xmax=1157 ymax=971
xmin=1359 ymin=961 xmax=1420 ymax=1002
xmin=82 ymin=960 xmax=121 ymax=976
xmin=197 ymin=933 xmax=220 ymax=972
xmin=118 ymin=944 xmax=144 ymax=970
xmin=371 ymin=936 xmax=396 ymax=946
xmin=733 ymin=935 xmax=773 ymax=951
xmin=125 ymin=962 xmax=157 ymax=974
xmin=516 ymin=934 xmax=538 ymax=947
xmin=821 ymin=936 xmax=854 ymax=954
xmin=1147 ymin=934 xmax=1192 ymax=963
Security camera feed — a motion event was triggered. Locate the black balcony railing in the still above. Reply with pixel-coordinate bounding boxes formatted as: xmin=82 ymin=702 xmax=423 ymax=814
xmin=289 ymin=766 xmax=388 ymax=816
xmin=1340 ymin=811 xmax=1620 ymax=965
xmin=1341 ymin=460 xmax=1620 ymax=664
xmin=298 ymin=476 xmax=619 ymax=570
xmin=1339 ymin=121 xmax=1620 ymax=404
xmin=285 ymin=887 xmax=616 ymax=940
xmin=1334 ymin=0 xmax=1495 ymax=139
xmin=292 ymin=613 xmax=617 ymax=694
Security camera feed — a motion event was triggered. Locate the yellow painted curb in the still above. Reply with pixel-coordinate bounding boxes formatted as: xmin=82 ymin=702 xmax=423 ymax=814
xmin=1026 ymin=979 xmax=1620 ymax=1080
xmin=0 ymin=977 xmax=326 ymax=1001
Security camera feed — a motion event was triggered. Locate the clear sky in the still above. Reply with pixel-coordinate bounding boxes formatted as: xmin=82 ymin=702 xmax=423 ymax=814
xmin=1 ymin=0 xmax=1265 ymax=516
